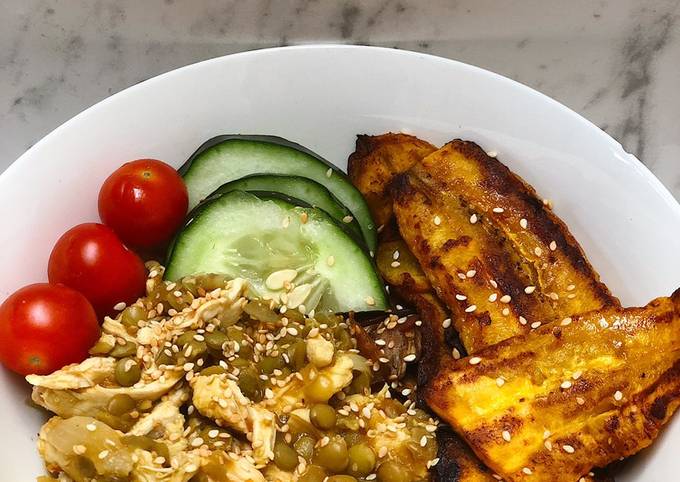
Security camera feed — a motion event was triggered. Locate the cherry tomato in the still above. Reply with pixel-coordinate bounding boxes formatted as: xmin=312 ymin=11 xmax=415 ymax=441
xmin=48 ymin=223 xmax=147 ymax=316
xmin=0 ymin=283 xmax=100 ymax=375
xmin=98 ymin=159 xmax=188 ymax=248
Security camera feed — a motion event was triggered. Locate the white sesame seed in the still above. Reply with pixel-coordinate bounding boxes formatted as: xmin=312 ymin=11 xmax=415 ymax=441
xmin=343 ymin=215 xmax=354 ymax=223
xmin=487 ymin=151 xmax=498 ymax=157
xmin=73 ymin=445 xmax=86 ymax=455
xmin=561 ymin=380 xmax=572 ymax=389
xmin=325 ymin=168 xmax=333 ymax=178
xmin=378 ymin=446 xmax=388 ymax=458
xmin=490 ymin=280 xmax=498 ymax=288
xmin=86 ymin=423 xmax=97 ymax=432
xmin=392 ymin=250 xmax=400 ymax=260
xmin=519 ymin=316 xmax=527 ymax=325
xmin=561 ymin=317 xmax=572 ymax=326
xmin=456 ymin=294 xmax=467 ymax=301
xmin=442 ymin=318 xmax=452 ymax=328
xmin=469 ymin=357 xmax=482 ymax=365
xmin=403 ymin=354 xmax=417 ymax=362
xmin=208 ymin=429 xmax=219 ymax=438
xmin=488 ymin=293 xmax=498 ymax=302
xmin=470 ymin=214 xmax=478 ymax=224
xmin=452 ymin=348 xmax=461 ymax=359
xmin=391 ymin=261 xmax=401 ymax=268
xmin=549 ymin=292 xmax=559 ymax=300
xmin=563 ymin=444 xmax=575 ymax=453
xmin=545 ymin=440 xmax=553 ymax=451
xmin=502 ymin=308 xmax=510 ymax=316
xmin=326 ymin=255 xmax=335 ymax=267
xmin=523 ymin=467 xmax=532 ymax=475
xmin=567 ymin=284 xmax=576 ymax=291
xmin=433 ymin=215 xmax=442 ymax=225
xmin=524 ymin=286 xmax=536 ymax=294
xmin=614 ymin=390 xmax=623 ymax=401
xmin=572 ymin=370 xmax=582 ymax=380
xmin=465 ymin=305 xmax=477 ymax=313
xmin=534 ymin=247 xmax=542 ymax=256
xmin=98 ymin=450 xmax=109 ymax=459
xmin=576 ymin=397 xmax=585 ymax=405
xmin=493 ymin=207 xmax=504 ymax=213
xmin=375 ymin=339 xmax=386 ymax=346
xmin=420 ymin=435 xmax=428 ymax=447
xmin=113 ymin=302 xmax=126 ymax=311
xmin=599 ymin=318 xmax=609 ymax=328
xmin=531 ymin=321 xmax=542 ymax=329
xmin=496 ymin=377 xmax=505 ymax=387
xmin=365 ymin=296 xmax=376 ymax=306
xmin=549 ymin=241 xmax=557 ymax=251
xmin=520 ymin=218 xmax=528 ymax=229
xmin=415 ymin=320 xmax=422 ymax=327
xmin=500 ymin=295 xmax=512 ymax=303
xmin=466 ymin=269 xmax=477 ymax=278
xmin=502 ymin=430 xmax=511 ymax=442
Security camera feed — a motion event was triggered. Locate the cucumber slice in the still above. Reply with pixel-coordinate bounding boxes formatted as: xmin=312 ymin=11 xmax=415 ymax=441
xmin=207 ymin=174 xmax=364 ymax=244
xmin=165 ymin=190 xmax=387 ymax=313
xmin=179 ymin=135 xmax=377 ymax=252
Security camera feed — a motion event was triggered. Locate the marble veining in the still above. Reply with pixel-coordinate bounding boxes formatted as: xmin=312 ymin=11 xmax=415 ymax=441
xmin=1 ymin=0 xmax=680 ymax=198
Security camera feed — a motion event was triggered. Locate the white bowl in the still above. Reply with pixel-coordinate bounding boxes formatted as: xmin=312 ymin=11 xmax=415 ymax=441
xmin=1 ymin=45 xmax=679 ymax=480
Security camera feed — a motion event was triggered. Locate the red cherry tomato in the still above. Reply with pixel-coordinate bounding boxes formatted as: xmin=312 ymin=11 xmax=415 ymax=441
xmin=98 ymin=159 xmax=188 ymax=248
xmin=0 ymin=283 xmax=100 ymax=375
xmin=48 ymin=223 xmax=147 ymax=316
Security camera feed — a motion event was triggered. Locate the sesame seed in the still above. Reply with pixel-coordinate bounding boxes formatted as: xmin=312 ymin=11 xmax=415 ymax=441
xmin=442 ymin=318 xmax=452 ymax=328
xmin=466 ymin=269 xmax=477 ymax=278
xmin=378 ymin=446 xmax=388 ymax=458
xmin=599 ymin=318 xmax=609 ymax=328
xmin=561 ymin=317 xmax=572 ymax=326
xmin=73 ymin=445 xmax=86 ymax=455
xmin=545 ymin=440 xmax=553 ymax=451
xmin=365 ymin=296 xmax=376 ymax=306
xmin=327 ymin=256 xmax=335 ymax=267
xmin=193 ymin=334 xmax=205 ymax=342
xmin=325 ymin=168 xmax=333 ymax=178
xmin=208 ymin=429 xmax=219 ymax=438
xmin=375 ymin=339 xmax=386 ymax=346
xmin=549 ymin=241 xmax=557 ymax=251
xmin=522 ymin=467 xmax=532 ymax=475
xmin=493 ymin=207 xmax=504 ymax=213
xmin=342 ymin=215 xmax=354 ymax=223
xmin=403 ymin=354 xmax=417 ymax=362
xmin=543 ymin=430 xmax=551 ymax=439
xmin=455 ymin=294 xmax=467 ymax=301
xmin=391 ymin=261 xmax=401 ymax=268
xmin=465 ymin=305 xmax=477 ymax=313
xmin=300 ymin=212 xmax=309 ymax=224
xmin=402 ymin=388 xmax=412 ymax=397
xmin=520 ymin=218 xmax=528 ymax=229
xmin=549 ymin=292 xmax=559 ymax=300
xmin=433 ymin=215 xmax=442 ymax=225
xmin=420 ymin=435 xmax=428 ymax=447
xmin=113 ymin=302 xmax=126 ymax=311
xmin=452 ymin=348 xmax=461 ymax=359
xmin=415 ymin=320 xmax=422 ymax=326
xmin=191 ymin=437 xmax=204 ymax=447
xmin=496 ymin=377 xmax=505 ymax=387
xmin=430 ymin=457 xmax=440 ymax=467
xmin=561 ymin=380 xmax=572 ymax=389
xmin=572 ymin=370 xmax=582 ymax=380
xmin=488 ymin=293 xmax=498 ymax=302
xmin=500 ymin=295 xmax=512 ymax=303
xmin=524 ymin=286 xmax=536 ymax=294
xmin=502 ymin=430 xmax=511 ymax=442
xmin=490 ymin=280 xmax=498 ymax=288
xmin=470 ymin=214 xmax=478 ymax=224
xmin=519 ymin=316 xmax=527 ymax=325
xmin=469 ymin=357 xmax=482 ymax=365
xmin=531 ymin=321 xmax=542 ymax=329
xmin=567 ymin=284 xmax=576 ymax=291
xmin=614 ymin=390 xmax=623 ymax=401
xmin=563 ymin=445 xmax=575 ymax=454
xmin=86 ymin=423 xmax=97 ymax=432
xmin=502 ymin=308 xmax=510 ymax=316
xmin=576 ymin=397 xmax=585 ymax=405
xmin=392 ymin=250 xmax=400 ymax=260
xmin=98 ymin=450 xmax=109 ymax=459
xmin=534 ymin=247 xmax=543 ymax=256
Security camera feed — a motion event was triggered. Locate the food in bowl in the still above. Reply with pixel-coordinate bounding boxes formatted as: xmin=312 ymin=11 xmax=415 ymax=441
xmin=2 ymin=132 xmax=679 ymax=482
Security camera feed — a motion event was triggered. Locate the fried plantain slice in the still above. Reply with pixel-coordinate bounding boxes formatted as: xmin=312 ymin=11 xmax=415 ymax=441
xmin=393 ymin=140 xmax=619 ymax=353
xmin=348 ymin=133 xmax=437 ymax=229
xmin=425 ymin=290 xmax=680 ymax=482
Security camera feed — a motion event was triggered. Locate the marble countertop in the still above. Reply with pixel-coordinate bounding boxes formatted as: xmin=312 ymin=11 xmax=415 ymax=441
xmin=2 ymin=0 xmax=679 ymax=199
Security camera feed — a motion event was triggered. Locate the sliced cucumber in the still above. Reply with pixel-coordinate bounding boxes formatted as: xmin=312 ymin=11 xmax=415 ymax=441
xmin=179 ymin=135 xmax=377 ymax=252
xmin=165 ymin=190 xmax=387 ymax=313
xmin=207 ymin=174 xmax=363 ymax=244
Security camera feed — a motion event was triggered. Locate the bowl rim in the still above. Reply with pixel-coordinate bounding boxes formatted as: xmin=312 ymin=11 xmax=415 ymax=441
xmin=2 ymin=44 xmax=679 ymax=218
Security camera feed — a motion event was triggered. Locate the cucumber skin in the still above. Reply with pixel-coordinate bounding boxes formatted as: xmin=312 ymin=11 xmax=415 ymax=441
xmin=178 ymin=135 xmax=377 ymax=252
xmin=165 ymin=190 xmax=387 ymax=313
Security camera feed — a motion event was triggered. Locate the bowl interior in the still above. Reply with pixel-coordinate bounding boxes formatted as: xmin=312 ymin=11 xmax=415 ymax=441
xmin=1 ymin=45 xmax=679 ymax=480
